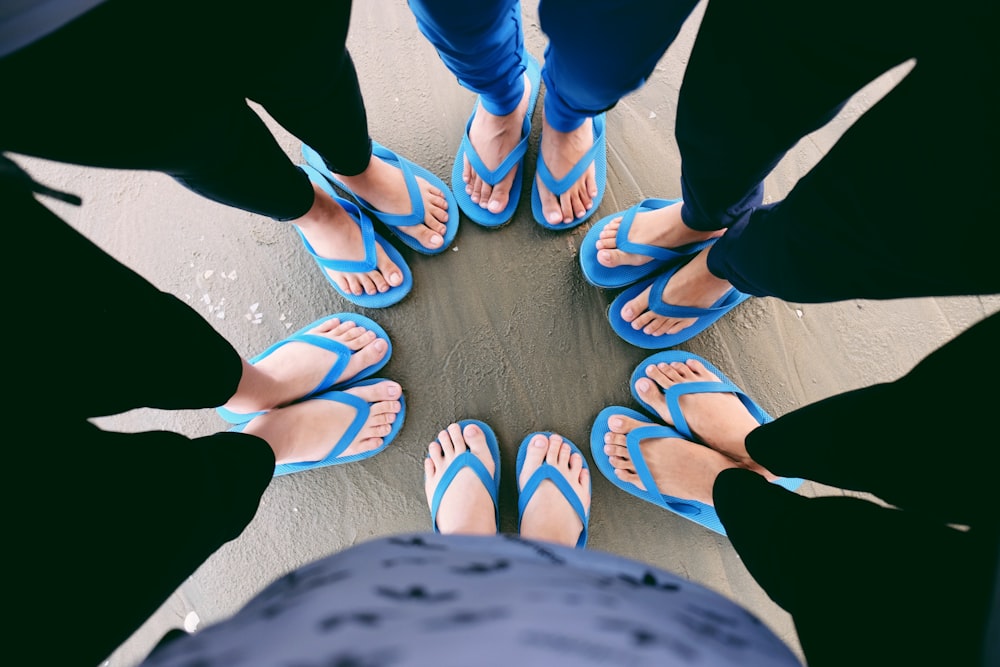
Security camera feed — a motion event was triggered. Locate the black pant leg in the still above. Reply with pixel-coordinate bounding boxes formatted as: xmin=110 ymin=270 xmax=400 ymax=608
xmin=746 ymin=311 xmax=1000 ymax=527
xmin=675 ymin=0 xmax=922 ymax=232
xmin=0 ymin=0 xmax=329 ymax=220
xmin=245 ymin=0 xmax=373 ymax=177
xmin=14 ymin=425 xmax=274 ymax=666
xmin=2 ymin=159 xmax=244 ymax=418
xmin=707 ymin=44 xmax=998 ymax=300
xmin=714 ymin=469 xmax=994 ymax=667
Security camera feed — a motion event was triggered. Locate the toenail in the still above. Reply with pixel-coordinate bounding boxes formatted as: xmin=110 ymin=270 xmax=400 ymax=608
xmin=532 ymin=435 xmax=546 ymax=448
xmin=610 ymin=417 xmax=623 ymax=429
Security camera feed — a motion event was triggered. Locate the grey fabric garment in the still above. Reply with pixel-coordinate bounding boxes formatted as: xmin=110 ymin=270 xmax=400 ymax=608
xmin=142 ymin=533 xmax=801 ymax=667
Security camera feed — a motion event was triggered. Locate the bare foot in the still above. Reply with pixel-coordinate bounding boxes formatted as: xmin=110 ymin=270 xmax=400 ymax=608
xmin=595 ymin=201 xmax=722 ymax=269
xmin=536 ymin=115 xmax=597 ymax=225
xmin=518 ymin=433 xmax=591 ymax=547
xmin=336 ymin=152 xmax=450 ymax=250
xmin=465 ymin=72 xmax=532 ymax=214
xmin=602 ymin=412 xmax=739 ymax=505
xmin=619 ymin=248 xmax=734 ymax=338
xmin=294 ymin=183 xmax=405 ymax=296
xmin=633 ymin=358 xmax=777 ymax=480
xmin=424 ymin=422 xmax=498 ymax=535
xmin=242 ymin=380 xmax=403 ymax=465
xmin=221 ymin=317 xmax=389 ymax=417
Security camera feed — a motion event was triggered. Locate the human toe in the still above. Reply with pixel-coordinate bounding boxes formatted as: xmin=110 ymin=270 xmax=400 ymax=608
xmin=520 ymin=433 xmax=549 ymax=476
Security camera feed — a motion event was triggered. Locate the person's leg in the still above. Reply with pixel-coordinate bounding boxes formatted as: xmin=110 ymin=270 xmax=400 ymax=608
xmin=714 ymin=470 xmax=995 ymax=667
xmin=408 ymin=0 xmax=533 ymax=215
xmin=704 ymin=43 xmax=996 ymax=301
xmin=0 ymin=2 xmax=315 ymax=222
xmin=252 ymin=0 xmax=451 ymax=253
xmin=2 ymin=157 xmax=245 ymax=418
xmin=611 ymin=0 xmax=995 ymax=339
xmin=17 ymin=424 xmax=275 ymax=667
xmin=409 ymin=0 xmax=527 ymax=114
xmin=746 ymin=311 xmax=1000 ymax=528
xmin=0 ymin=0 xmax=408 ymax=299
xmin=600 ymin=398 xmax=995 ymax=666
xmin=676 ymin=0 xmax=926 ymax=234
xmin=534 ymin=0 xmax=700 ymax=226
xmin=625 ymin=311 xmax=1000 ymax=528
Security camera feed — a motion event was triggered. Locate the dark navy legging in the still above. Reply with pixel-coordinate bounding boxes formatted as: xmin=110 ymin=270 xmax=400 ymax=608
xmin=0 ymin=0 xmax=371 ymax=221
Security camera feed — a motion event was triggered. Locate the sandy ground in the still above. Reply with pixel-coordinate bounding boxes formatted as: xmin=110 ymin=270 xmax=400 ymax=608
xmin=16 ymin=2 xmax=998 ymax=666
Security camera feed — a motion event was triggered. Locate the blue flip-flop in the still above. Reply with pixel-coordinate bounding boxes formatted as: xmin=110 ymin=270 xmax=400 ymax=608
xmin=608 ymin=262 xmax=751 ymax=349
xmin=590 ymin=406 xmax=728 ymax=535
xmin=629 ymin=351 xmax=802 ymax=493
xmin=516 ymin=432 xmax=591 ymax=548
xmin=428 ymin=419 xmax=501 ymax=533
xmin=452 ymin=54 xmax=542 ymax=228
xmin=579 ymin=198 xmax=716 ymax=289
xmin=298 ymin=164 xmax=412 ymax=308
xmin=216 ymin=312 xmax=392 ymax=424
xmin=231 ymin=377 xmax=406 ymax=477
xmin=303 ymin=142 xmax=458 ymax=255
xmin=531 ymin=112 xmax=607 ymax=231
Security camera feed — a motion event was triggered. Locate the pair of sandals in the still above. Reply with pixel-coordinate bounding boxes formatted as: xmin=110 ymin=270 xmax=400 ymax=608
xmin=453 ymin=54 xmax=608 ymax=231
xmin=428 ymin=420 xmax=591 ymax=548
xmin=579 ymin=198 xmax=751 ymax=349
xmin=298 ymin=141 xmax=460 ymax=309
xmin=589 ymin=351 xmax=803 ymax=535
xmin=218 ymin=313 xmax=405 ymax=477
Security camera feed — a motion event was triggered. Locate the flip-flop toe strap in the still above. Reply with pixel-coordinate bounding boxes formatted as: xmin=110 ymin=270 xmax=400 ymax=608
xmin=647 ymin=270 xmax=734 ymax=319
xmin=535 ymin=124 xmax=605 ymax=196
xmin=613 ymin=201 xmax=692 ymax=261
xmin=296 ymin=197 xmax=378 ymax=273
xmin=661 ymin=380 xmax=742 ymax=440
xmin=626 ymin=425 xmax=702 ymax=517
xmin=359 ymin=144 xmax=425 ymax=228
xmin=462 ymin=112 xmax=530 ymax=186
xmin=430 ymin=451 xmax=499 ymax=533
xmin=517 ymin=464 xmax=589 ymax=543
xmin=318 ymin=391 xmax=370 ymax=460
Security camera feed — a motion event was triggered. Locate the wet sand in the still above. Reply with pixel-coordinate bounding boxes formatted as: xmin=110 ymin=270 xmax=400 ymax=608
xmin=19 ymin=2 xmax=999 ymax=665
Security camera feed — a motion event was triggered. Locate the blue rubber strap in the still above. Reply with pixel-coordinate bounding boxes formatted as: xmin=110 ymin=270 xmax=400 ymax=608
xmin=647 ymin=269 xmax=735 ymax=319
xmin=615 ymin=200 xmax=717 ymax=261
xmin=250 ymin=334 xmax=351 ymax=396
xmin=294 ymin=190 xmax=378 ymax=273
xmin=345 ymin=144 xmax=425 ymax=228
xmin=461 ymin=110 xmax=531 ymax=186
xmin=516 ymin=464 xmax=588 ymax=546
xmin=317 ymin=390 xmax=370 ymax=459
xmin=430 ymin=451 xmax=499 ymax=533
xmin=661 ymin=380 xmax=744 ymax=439
xmin=625 ymin=424 xmax=702 ymax=516
xmin=217 ymin=406 xmax=266 ymax=424
xmin=535 ymin=116 xmax=606 ymax=196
